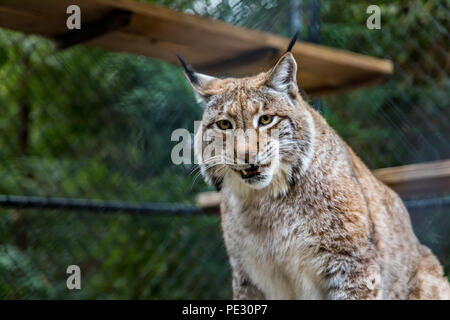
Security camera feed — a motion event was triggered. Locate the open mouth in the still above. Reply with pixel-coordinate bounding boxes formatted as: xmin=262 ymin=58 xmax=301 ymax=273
xmin=240 ymin=164 xmax=261 ymax=179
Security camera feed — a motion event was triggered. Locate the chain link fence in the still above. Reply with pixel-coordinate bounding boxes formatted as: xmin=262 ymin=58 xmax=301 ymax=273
xmin=0 ymin=0 xmax=448 ymax=298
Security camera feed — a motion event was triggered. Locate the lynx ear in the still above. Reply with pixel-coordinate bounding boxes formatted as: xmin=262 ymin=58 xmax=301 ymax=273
xmin=265 ymin=52 xmax=298 ymax=96
xmin=177 ymin=54 xmax=217 ymax=102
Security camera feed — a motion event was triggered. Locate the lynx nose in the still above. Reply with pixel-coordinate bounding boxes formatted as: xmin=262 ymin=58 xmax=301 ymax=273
xmin=235 ymin=148 xmax=258 ymax=165
xmin=233 ymin=131 xmax=259 ymax=164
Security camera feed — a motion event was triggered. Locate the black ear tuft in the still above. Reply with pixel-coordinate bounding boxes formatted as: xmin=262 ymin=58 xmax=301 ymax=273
xmin=176 ymin=54 xmax=198 ymax=85
xmin=286 ymin=31 xmax=299 ymax=52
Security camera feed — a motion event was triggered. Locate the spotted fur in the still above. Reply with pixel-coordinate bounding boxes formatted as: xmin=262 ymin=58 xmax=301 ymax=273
xmin=184 ymin=52 xmax=450 ymax=300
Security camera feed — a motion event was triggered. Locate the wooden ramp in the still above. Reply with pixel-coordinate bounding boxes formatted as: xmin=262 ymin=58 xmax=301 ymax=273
xmin=0 ymin=0 xmax=393 ymax=96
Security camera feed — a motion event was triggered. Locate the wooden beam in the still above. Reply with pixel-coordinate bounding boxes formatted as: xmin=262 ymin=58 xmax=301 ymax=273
xmin=0 ymin=0 xmax=393 ymax=97
xmin=196 ymin=192 xmax=222 ymax=214
xmin=54 ymin=10 xmax=131 ymax=49
xmin=197 ymin=47 xmax=280 ymax=76
xmin=373 ymin=159 xmax=450 ymax=198
xmin=196 ymin=160 xmax=450 ymax=210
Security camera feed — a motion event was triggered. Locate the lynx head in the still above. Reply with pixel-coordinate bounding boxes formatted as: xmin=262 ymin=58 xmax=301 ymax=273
xmin=180 ymin=48 xmax=315 ymax=198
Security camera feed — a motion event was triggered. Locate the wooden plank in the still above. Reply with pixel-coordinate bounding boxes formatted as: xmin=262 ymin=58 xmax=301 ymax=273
xmin=196 ymin=191 xmax=222 ymax=214
xmin=0 ymin=0 xmax=111 ymax=35
xmin=54 ymin=10 xmax=132 ymax=49
xmin=374 ymin=159 xmax=450 ymax=197
xmin=0 ymin=0 xmax=393 ymax=96
xmin=196 ymin=160 xmax=450 ymax=210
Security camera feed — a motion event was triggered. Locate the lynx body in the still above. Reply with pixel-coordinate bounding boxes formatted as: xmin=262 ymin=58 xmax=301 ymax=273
xmin=181 ymin=50 xmax=450 ymax=300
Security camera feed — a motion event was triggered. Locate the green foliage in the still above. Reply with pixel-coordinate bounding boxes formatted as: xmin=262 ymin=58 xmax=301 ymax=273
xmin=0 ymin=210 xmax=231 ymax=299
xmin=0 ymin=245 xmax=52 ymax=299
xmin=319 ymin=0 xmax=449 ymax=168
xmin=0 ymin=26 xmax=217 ymax=298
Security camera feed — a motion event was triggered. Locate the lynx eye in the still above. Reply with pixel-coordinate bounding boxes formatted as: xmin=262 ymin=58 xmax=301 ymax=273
xmin=258 ymin=115 xmax=273 ymax=126
xmin=216 ymin=119 xmax=232 ymax=130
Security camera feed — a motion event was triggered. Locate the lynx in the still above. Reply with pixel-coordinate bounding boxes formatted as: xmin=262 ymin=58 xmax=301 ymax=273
xmin=179 ymin=38 xmax=450 ymax=299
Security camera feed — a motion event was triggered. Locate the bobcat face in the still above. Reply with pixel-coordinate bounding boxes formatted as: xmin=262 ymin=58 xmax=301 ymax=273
xmin=184 ymin=53 xmax=315 ymax=196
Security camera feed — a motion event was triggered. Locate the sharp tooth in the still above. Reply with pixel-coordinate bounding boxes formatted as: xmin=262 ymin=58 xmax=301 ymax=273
xmin=242 ymin=169 xmax=248 ymax=175
xmin=256 ymin=166 xmax=261 ymax=173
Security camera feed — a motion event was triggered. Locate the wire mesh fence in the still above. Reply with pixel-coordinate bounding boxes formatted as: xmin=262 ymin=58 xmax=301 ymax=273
xmin=0 ymin=208 xmax=230 ymax=299
xmin=0 ymin=0 xmax=449 ymax=299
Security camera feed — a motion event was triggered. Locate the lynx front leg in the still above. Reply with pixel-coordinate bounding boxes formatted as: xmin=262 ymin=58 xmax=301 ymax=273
xmin=323 ymin=256 xmax=381 ymax=300
xmin=232 ymin=269 xmax=265 ymax=300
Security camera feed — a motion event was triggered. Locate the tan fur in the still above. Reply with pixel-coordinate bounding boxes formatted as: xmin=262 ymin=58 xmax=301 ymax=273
xmin=186 ymin=53 xmax=450 ymax=300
